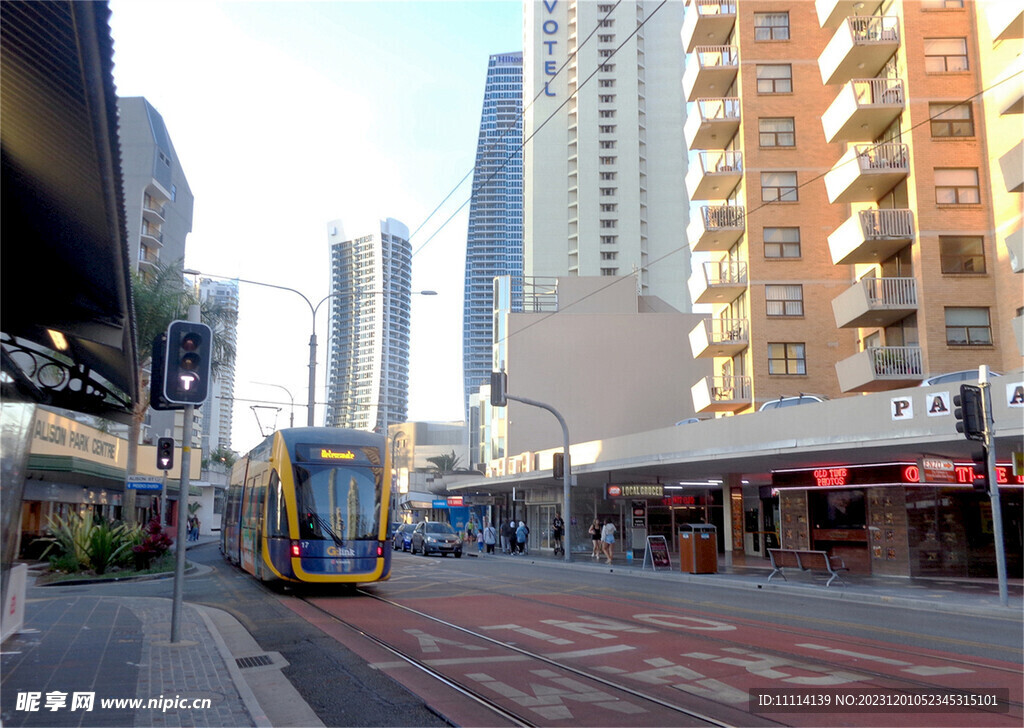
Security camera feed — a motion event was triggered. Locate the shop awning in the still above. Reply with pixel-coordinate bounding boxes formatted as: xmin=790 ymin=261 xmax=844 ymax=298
xmin=1 ymin=1 xmax=138 ymax=422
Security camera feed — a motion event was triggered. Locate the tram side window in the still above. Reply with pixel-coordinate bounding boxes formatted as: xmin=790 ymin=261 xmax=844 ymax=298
xmin=266 ymin=471 xmax=289 ymax=538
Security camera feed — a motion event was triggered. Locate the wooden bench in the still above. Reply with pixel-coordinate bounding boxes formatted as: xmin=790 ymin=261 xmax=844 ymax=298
xmin=767 ymin=548 xmax=848 ymax=588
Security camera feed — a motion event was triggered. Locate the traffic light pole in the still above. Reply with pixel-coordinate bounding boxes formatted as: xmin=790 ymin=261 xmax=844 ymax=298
xmin=979 ymin=369 xmax=1009 ymax=607
xmin=505 ymin=394 xmax=572 ymax=563
xmin=170 ymin=304 xmax=200 ymax=643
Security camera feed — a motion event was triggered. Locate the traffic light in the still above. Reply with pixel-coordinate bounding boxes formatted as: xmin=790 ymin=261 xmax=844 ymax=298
xmin=162 ymin=320 xmax=213 ymax=406
xmin=490 ymin=370 xmax=507 ymax=407
xmin=971 ymin=449 xmax=989 ymax=493
xmin=553 ymin=452 xmax=566 ymax=479
xmin=953 ymin=384 xmax=986 ymax=442
xmin=156 ymin=437 xmax=175 ymax=471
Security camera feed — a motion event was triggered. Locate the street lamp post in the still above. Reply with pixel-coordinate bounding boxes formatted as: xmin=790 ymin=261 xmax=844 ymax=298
xmin=184 ymin=269 xmax=435 ymax=431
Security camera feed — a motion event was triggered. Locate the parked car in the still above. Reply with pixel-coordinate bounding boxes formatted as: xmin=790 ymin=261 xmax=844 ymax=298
xmin=410 ymin=521 xmax=463 ymax=558
xmin=392 ymin=523 xmax=415 ymax=552
xmin=759 ymin=394 xmax=829 ymax=411
xmin=919 ymin=370 xmax=1002 ymax=386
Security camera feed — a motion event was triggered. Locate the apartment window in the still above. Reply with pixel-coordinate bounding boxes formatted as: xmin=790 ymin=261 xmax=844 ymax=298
xmin=764 ymin=227 xmax=801 ymax=258
xmin=599 ymin=49 xmax=614 ymax=58
xmin=940 ymin=235 xmax=986 ymax=273
xmin=756 ymin=64 xmax=792 ymax=94
xmin=598 ymin=3 xmax=615 ymax=11
xmin=945 ymin=307 xmax=992 ymax=345
xmin=599 ymin=94 xmax=616 ymax=103
xmin=923 ymin=0 xmax=964 ymax=7
xmin=600 ymin=219 xmax=617 ymax=228
xmin=600 ymin=203 xmax=618 ymax=212
xmin=759 ymin=118 xmax=795 ymax=147
xmin=599 ymin=125 xmax=617 ymax=133
xmin=600 ymin=172 xmax=617 ymax=180
xmin=935 ymin=168 xmax=980 ymax=204
xmin=924 ymin=38 xmax=968 ymax=72
xmin=600 ymin=140 xmax=617 ymax=149
xmin=600 ymin=187 xmax=617 ymax=196
xmin=601 ymin=252 xmax=618 ymax=260
xmin=765 ymin=285 xmax=804 ymax=316
xmin=599 ymin=63 xmax=616 ymax=72
xmin=599 ymin=110 xmax=616 ymax=118
xmin=599 ymin=19 xmax=615 ymax=27
xmin=601 ymin=268 xmax=619 ymax=276
xmin=600 ymin=156 xmax=617 ymax=165
xmin=598 ymin=34 xmax=615 ymax=43
xmin=754 ymin=12 xmax=789 ymax=40
xmin=601 ymin=235 xmax=618 ymax=245
xmin=929 ymin=103 xmax=974 ymax=137
xmin=761 ymin=171 xmax=798 ymax=202
xmin=768 ymin=343 xmax=806 ymax=375
xmin=598 ymin=79 xmax=616 ymax=88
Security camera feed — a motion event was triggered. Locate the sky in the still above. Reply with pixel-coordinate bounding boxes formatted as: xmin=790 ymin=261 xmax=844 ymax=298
xmin=108 ymin=0 xmax=523 ymax=453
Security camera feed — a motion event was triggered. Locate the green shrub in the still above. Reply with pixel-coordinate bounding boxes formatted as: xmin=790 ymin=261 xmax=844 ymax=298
xmin=47 ymin=552 xmax=80 ymax=574
xmin=39 ymin=511 xmax=94 ymax=569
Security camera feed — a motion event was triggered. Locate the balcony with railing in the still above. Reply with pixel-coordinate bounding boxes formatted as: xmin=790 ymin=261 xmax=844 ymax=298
xmin=686 ymin=150 xmax=743 ymax=200
xmin=682 ymin=0 xmax=737 ymax=52
xmin=689 ymin=259 xmax=747 ymax=305
xmin=832 ymin=276 xmax=917 ymax=329
xmin=691 ymin=374 xmax=752 ymax=414
xmin=824 ymin=142 xmax=908 ymax=204
xmin=683 ymin=45 xmax=739 ymax=102
xmin=828 ymin=208 xmax=914 ymax=265
xmin=815 ymin=0 xmax=870 ymax=29
xmin=1000 ymin=139 xmax=1024 ymax=193
xmin=685 ymin=97 xmax=740 ymax=150
xmin=987 ymin=0 xmax=1023 ymax=42
xmin=822 ymin=78 xmax=904 ymax=143
xmin=819 ymin=16 xmax=900 ymax=86
xmin=689 ymin=316 xmax=748 ymax=359
xmin=140 ymin=225 xmax=164 ymax=248
xmin=836 ymin=345 xmax=923 ymax=392
xmin=687 ymin=205 xmax=745 ymax=253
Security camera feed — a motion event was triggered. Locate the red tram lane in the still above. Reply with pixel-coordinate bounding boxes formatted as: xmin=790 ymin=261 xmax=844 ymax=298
xmin=284 ymin=591 xmax=1022 ymax=728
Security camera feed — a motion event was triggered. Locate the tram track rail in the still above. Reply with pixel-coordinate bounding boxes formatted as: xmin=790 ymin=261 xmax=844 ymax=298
xmin=341 ymin=566 xmax=1024 ymax=721
xmin=296 ymin=590 xmax=747 ymax=728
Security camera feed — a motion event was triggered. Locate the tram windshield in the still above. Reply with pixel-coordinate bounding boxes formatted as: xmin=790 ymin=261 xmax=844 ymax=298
xmin=294 ymin=463 xmax=381 ymax=542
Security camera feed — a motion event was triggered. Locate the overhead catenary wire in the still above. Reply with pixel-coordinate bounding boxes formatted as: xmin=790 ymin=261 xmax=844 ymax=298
xmin=401 ymin=3 xmax=1021 ymax=348
xmin=494 ymin=68 xmax=1024 ymax=346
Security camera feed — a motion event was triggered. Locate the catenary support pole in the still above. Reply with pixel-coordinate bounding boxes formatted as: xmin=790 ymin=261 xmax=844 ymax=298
xmin=506 ymin=394 xmax=572 ymax=563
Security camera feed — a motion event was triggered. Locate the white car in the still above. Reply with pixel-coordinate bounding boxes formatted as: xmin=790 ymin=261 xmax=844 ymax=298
xmin=759 ymin=394 xmax=829 ymax=411
xmin=919 ymin=370 xmax=1002 ymax=386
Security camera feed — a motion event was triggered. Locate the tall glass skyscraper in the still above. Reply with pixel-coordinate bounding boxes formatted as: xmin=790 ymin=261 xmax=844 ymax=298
xmin=463 ymin=52 xmax=524 ymax=415
xmin=326 ymin=218 xmax=412 ymax=432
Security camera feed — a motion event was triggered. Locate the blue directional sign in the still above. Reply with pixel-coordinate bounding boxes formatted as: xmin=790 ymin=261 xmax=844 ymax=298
xmin=127 ymin=475 xmax=162 ymax=491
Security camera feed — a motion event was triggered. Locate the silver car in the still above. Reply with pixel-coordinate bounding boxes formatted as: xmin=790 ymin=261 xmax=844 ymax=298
xmin=410 ymin=521 xmax=463 ymax=558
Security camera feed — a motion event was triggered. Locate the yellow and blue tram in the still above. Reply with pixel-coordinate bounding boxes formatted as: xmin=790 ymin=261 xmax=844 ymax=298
xmin=221 ymin=427 xmax=392 ymax=585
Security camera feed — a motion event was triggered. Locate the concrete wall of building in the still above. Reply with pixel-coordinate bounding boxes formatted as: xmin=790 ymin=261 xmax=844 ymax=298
xmin=503 ymin=301 xmax=713 ymax=454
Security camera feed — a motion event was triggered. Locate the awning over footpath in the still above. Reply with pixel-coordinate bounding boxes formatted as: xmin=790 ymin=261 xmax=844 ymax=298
xmin=1 ymin=1 xmax=138 ymax=422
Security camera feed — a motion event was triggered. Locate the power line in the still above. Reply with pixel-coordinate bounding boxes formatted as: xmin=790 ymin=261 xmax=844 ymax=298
xmin=495 ymin=68 xmax=1024 ymax=346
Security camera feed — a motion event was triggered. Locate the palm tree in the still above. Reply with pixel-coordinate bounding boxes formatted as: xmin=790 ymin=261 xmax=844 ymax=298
xmin=426 ymin=450 xmax=463 ymax=474
xmin=123 ymin=260 xmax=236 ymax=523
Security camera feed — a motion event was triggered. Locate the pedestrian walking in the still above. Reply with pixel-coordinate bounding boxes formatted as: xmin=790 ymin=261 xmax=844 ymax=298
xmin=589 ymin=519 xmax=601 ymax=559
xmin=551 ymin=512 xmax=565 ymax=556
xmin=484 ymin=522 xmax=497 ymax=554
xmin=516 ymin=520 xmax=528 ymax=555
xmin=502 ymin=520 xmax=514 ymax=554
xmin=601 ymin=520 xmax=617 ymax=564
xmin=477 ymin=528 xmax=484 ymax=553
